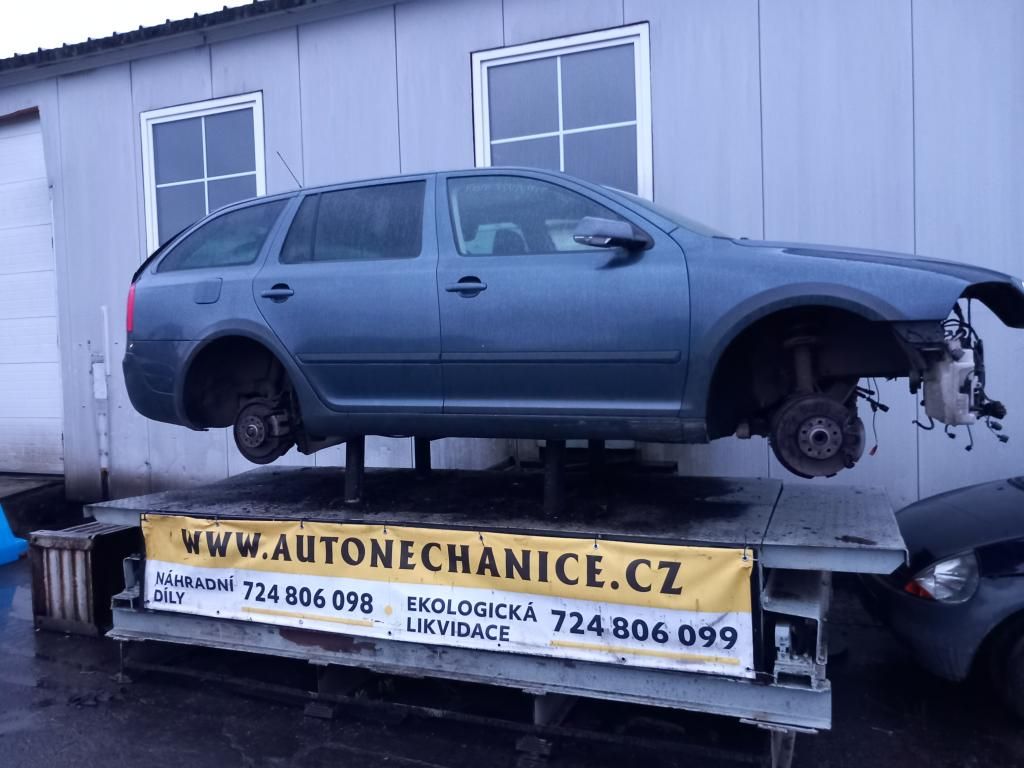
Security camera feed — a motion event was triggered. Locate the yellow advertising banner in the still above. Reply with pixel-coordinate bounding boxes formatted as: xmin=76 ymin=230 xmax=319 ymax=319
xmin=144 ymin=514 xmax=752 ymax=614
xmin=143 ymin=515 xmax=756 ymax=677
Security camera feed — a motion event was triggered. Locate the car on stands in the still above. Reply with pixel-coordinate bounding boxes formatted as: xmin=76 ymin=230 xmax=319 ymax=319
xmin=123 ymin=168 xmax=1024 ymax=477
xmin=861 ymin=477 xmax=1024 ymax=719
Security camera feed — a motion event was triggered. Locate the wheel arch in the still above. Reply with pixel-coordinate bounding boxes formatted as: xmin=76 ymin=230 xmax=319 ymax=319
xmin=975 ymin=604 xmax=1024 ymax=678
xmin=700 ymin=291 xmax=908 ymax=439
xmin=176 ymin=323 xmax=307 ymax=429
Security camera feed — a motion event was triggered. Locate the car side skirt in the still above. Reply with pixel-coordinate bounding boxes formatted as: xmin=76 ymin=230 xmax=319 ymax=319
xmin=298 ymin=413 xmax=703 ymax=444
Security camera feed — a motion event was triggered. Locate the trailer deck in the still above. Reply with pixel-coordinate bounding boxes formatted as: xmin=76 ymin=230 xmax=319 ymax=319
xmin=88 ymin=465 xmax=906 ymax=768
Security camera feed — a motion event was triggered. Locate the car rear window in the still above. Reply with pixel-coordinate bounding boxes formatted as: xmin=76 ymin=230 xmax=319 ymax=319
xmin=280 ymin=181 xmax=425 ymax=264
xmin=157 ymin=199 xmax=287 ymax=272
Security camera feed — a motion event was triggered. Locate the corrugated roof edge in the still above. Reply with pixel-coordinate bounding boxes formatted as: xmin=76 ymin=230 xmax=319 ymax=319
xmin=0 ymin=0 xmax=398 ymax=85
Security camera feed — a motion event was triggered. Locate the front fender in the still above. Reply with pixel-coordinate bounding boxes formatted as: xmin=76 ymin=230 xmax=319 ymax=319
xmin=703 ymin=283 xmax=902 ymax=363
xmin=683 ymin=286 xmax=913 ymax=416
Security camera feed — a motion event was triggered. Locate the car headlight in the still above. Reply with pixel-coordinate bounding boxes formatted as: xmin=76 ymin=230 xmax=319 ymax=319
xmin=903 ymin=552 xmax=979 ymax=603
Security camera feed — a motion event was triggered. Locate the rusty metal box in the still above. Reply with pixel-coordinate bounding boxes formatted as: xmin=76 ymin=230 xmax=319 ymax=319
xmin=30 ymin=522 xmax=140 ymax=635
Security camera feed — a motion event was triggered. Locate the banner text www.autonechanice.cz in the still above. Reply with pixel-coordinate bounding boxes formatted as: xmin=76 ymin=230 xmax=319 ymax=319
xmin=178 ymin=527 xmax=687 ymax=597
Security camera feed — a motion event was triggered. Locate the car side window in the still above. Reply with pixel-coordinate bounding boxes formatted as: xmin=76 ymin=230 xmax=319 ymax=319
xmin=280 ymin=181 xmax=425 ymax=264
xmin=157 ymin=199 xmax=287 ymax=272
xmin=447 ymin=176 xmax=625 ymax=256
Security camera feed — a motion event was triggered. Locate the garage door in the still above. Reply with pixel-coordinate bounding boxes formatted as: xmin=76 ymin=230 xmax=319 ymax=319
xmin=0 ymin=113 xmax=63 ymax=473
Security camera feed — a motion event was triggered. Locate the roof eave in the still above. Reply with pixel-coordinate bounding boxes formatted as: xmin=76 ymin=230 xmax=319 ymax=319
xmin=0 ymin=0 xmax=405 ymax=89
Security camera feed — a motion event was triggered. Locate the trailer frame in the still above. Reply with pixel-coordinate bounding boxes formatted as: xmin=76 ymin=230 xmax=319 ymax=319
xmin=89 ymin=461 xmax=906 ymax=768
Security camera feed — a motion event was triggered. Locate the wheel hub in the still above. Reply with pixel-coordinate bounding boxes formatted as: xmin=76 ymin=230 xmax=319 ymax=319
xmin=238 ymin=414 xmax=267 ymax=449
xmin=769 ymin=394 xmax=865 ymax=479
xmin=232 ymin=397 xmax=295 ymax=464
xmin=797 ymin=416 xmax=843 ymax=459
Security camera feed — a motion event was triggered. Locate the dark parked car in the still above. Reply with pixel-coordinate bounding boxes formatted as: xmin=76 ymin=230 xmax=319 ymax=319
xmin=861 ymin=477 xmax=1024 ymax=718
xmin=124 ymin=168 xmax=1024 ymax=477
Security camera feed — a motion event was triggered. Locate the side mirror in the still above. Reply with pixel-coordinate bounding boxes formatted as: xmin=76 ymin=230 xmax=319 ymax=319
xmin=573 ymin=216 xmax=653 ymax=251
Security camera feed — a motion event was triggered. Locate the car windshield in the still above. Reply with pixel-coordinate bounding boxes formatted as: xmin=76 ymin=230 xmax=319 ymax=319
xmin=614 ymin=190 xmax=728 ymax=238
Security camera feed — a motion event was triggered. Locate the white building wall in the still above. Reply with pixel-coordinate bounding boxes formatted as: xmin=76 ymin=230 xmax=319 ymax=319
xmin=913 ymin=0 xmax=1024 ymax=498
xmin=0 ymin=0 xmax=1020 ymax=503
xmin=758 ymin=0 xmax=920 ymax=509
xmin=626 ymin=0 xmax=769 ymax=478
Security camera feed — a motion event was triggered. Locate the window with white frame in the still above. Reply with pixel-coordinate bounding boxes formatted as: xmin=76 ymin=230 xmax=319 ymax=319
xmin=141 ymin=92 xmax=266 ymax=252
xmin=472 ymin=24 xmax=652 ymax=198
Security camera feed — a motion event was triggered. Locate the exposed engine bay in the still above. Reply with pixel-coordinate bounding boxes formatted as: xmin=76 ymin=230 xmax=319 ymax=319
xmin=751 ymin=301 xmax=1009 ymax=480
xmin=921 ymin=305 xmax=1006 ymax=428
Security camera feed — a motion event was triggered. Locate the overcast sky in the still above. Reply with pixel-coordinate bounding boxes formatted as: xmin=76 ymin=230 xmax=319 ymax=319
xmin=0 ymin=0 xmax=254 ymax=58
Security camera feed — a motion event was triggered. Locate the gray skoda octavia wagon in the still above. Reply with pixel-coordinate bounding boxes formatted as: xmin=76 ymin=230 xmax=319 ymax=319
xmin=124 ymin=168 xmax=1024 ymax=478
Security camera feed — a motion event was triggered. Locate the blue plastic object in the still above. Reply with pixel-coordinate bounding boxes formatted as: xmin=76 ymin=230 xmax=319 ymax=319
xmin=0 ymin=504 xmax=27 ymax=565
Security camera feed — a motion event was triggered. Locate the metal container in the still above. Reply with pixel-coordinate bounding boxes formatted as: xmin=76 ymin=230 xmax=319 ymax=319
xmin=30 ymin=521 xmax=140 ymax=635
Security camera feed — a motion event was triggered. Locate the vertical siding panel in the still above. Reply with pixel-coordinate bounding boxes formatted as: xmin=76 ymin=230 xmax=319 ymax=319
xmin=760 ymin=0 xmax=918 ymax=508
xmin=914 ymin=0 xmax=1024 ymax=498
xmin=295 ymin=6 xmax=410 ymax=471
xmin=129 ymin=47 xmax=213 ymax=113
xmin=626 ymin=0 xmax=769 ymax=478
xmin=625 ymin=0 xmax=762 ymax=236
xmin=313 ymin=437 xmax=414 ymax=470
xmin=212 ymin=28 xmax=304 ymax=195
xmin=212 ymin=28 xmax=316 ymax=476
xmin=502 ymin=0 xmax=623 ymax=45
xmin=432 ymin=438 xmax=512 ymax=471
xmin=298 ymin=7 xmax=401 ymax=184
xmin=393 ymin=0 xmax=509 ymax=468
xmin=395 ymin=0 xmax=503 ymax=173
xmin=56 ymin=65 xmax=151 ymax=498
xmin=129 ymin=49 xmax=228 ymax=490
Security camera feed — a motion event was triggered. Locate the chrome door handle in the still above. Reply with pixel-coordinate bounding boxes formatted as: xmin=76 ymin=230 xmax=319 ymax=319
xmin=261 ymin=284 xmax=294 ymax=302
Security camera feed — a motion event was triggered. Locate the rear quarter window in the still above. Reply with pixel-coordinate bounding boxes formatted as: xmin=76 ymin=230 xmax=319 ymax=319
xmin=280 ymin=181 xmax=425 ymax=264
xmin=157 ymin=199 xmax=287 ymax=272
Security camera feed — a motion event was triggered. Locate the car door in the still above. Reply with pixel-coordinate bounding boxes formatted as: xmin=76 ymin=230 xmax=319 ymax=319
xmin=436 ymin=172 xmax=689 ymax=418
xmin=254 ymin=176 xmax=441 ymax=413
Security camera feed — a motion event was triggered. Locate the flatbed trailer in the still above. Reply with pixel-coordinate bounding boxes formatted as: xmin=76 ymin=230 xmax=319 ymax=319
xmin=87 ymin=463 xmax=905 ymax=768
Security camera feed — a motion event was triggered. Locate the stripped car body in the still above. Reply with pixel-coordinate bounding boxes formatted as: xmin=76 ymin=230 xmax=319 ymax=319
xmin=123 ymin=168 xmax=1024 ymax=477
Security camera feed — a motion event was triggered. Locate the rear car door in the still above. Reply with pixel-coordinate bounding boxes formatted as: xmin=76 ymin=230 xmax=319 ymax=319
xmin=436 ymin=172 xmax=689 ymax=418
xmin=254 ymin=176 xmax=441 ymax=413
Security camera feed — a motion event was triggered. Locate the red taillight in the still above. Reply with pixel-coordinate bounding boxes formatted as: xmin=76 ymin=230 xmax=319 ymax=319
xmin=126 ymin=283 xmax=136 ymax=334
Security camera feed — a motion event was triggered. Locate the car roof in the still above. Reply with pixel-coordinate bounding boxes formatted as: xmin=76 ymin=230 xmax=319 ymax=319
xmin=240 ymin=167 xmax=679 ymax=233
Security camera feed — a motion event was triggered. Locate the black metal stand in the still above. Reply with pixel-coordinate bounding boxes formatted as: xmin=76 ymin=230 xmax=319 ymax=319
xmin=345 ymin=436 xmax=365 ymax=503
xmin=414 ymin=437 xmax=432 ymax=477
xmin=770 ymin=730 xmax=797 ymax=768
xmin=543 ymin=440 xmax=565 ymax=517
xmin=114 ymin=640 xmax=132 ymax=684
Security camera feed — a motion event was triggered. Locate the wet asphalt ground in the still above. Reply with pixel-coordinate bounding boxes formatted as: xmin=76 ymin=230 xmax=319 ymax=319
xmin=1 ymin=558 xmax=1022 ymax=768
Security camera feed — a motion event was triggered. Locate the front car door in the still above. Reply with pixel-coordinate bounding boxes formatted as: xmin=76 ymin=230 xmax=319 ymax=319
xmin=436 ymin=172 xmax=689 ymax=424
xmin=254 ymin=176 xmax=441 ymax=413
